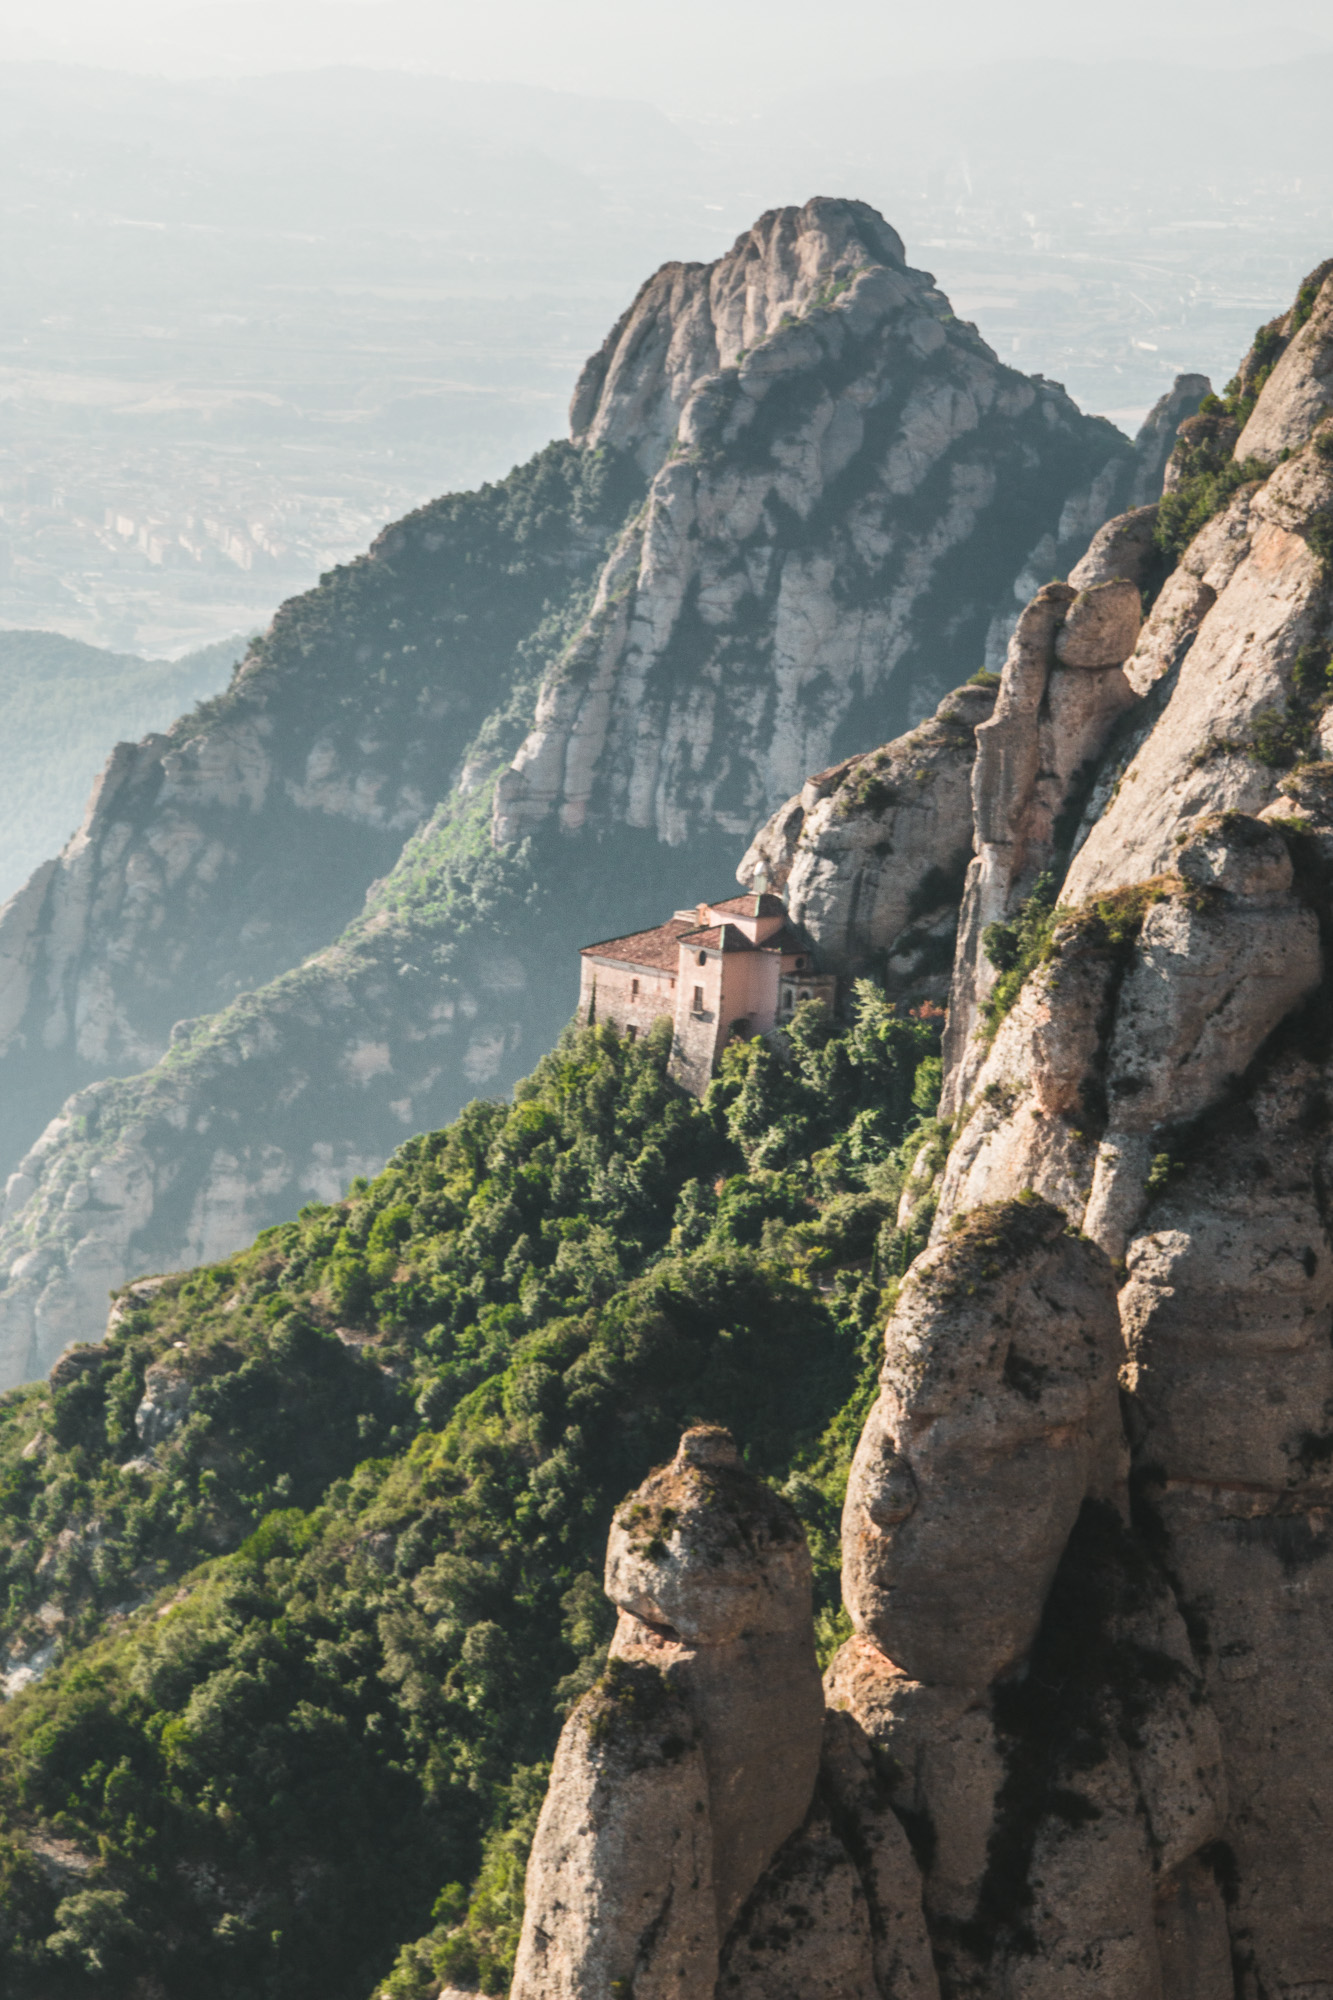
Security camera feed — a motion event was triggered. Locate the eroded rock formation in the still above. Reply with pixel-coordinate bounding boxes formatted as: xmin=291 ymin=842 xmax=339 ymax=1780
xmin=512 ymin=1427 xmax=934 ymax=2000
xmin=510 ymin=260 xmax=1333 ymax=1999
xmin=736 ymin=680 xmax=998 ymax=1004
xmin=493 ymin=199 xmax=1160 ymax=853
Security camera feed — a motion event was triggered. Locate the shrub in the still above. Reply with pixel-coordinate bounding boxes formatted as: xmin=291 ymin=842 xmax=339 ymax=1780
xmin=1155 ymin=456 xmax=1271 ymax=565
xmin=981 ymin=874 xmax=1058 ymax=1033
xmin=0 ymin=1007 xmax=943 ymax=2000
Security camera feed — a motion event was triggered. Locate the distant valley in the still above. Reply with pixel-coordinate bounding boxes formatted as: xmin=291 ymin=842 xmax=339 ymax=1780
xmin=2 ymin=57 xmax=1332 ymax=652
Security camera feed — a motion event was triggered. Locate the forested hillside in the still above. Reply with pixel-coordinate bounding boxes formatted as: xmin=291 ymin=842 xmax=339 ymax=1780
xmin=0 ymin=993 xmax=939 ymax=1999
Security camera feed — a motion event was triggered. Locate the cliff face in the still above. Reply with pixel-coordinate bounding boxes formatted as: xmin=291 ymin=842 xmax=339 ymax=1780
xmin=0 ymin=198 xmax=1154 ymax=1386
xmin=508 ymin=263 xmax=1333 ymax=1997
xmin=494 ymin=197 xmax=1166 ymax=852
xmin=736 ymin=679 xmax=999 ymax=1006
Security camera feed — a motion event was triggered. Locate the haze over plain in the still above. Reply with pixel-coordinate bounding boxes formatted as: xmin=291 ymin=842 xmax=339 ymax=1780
xmin=1 ymin=0 xmax=1331 ymax=880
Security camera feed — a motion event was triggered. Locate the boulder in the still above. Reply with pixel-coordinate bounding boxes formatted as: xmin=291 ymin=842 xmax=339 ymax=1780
xmin=1067 ymin=503 xmax=1160 ymax=591
xmin=509 ymin=1659 xmax=717 ymax=2000
xmin=1054 ymin=578 xmax=1143 ymax=668
xmin=606 ymin=1424 xmax=825 ymax=1935
xmin=512 ymin=1427 xmax=826 ymax=1994
xmin=841 ymin=1198 xmax=1123 ymax=1688
xmin=736 ymin=682 xmax=997 ymax=999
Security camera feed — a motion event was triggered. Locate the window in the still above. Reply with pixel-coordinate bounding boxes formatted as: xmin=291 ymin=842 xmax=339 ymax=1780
xmin=631 ymin=978 xmax=639 ymax=998
xmin=696 ymin=951 xmax=707 ymax=966
xmin=693 ymin=986 xmax=705 ymax=1014
xmin=625 ymin=1024 xmax=637 ymax=1042
xmin=795 ymin=955 xmax=806 ymax=970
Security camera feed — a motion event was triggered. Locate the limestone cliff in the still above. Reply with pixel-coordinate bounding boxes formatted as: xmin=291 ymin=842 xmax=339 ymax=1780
xmin=736 ymin=679 xmax=998 ymax=1006
xmin=506 ymin=262 xmax=1333 ymax=1998
xmin=493 ymin=199 xmax=1169 ymax=852
xmin=0 ymin=198 xmax=1150 ymax=1385
xmin=730 ymin=365 xmax=1204 ymax=1017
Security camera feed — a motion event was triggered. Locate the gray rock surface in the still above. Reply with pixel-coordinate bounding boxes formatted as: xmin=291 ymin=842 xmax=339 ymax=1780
xmin=513 ymin=1428 xmax=827 ymax=1995
xmin=571 ymin=198 xmax=908 ymax=477
xmin=1066 ymin=502 xmax=1160 ymax=591
xmin=1124 ymin=372 xmax=1211 ymax=506
xmin=132 ymin=1360 xmax=192 ymax=1449
xmin=940 ymin=578 xmax=1140 ymax=1116
xmin=717 ymin=1799 xmax=880 ymax=2000
xmin=1054 ymin=577 xmax=1143 ymax=667
xmin=508 ymin=1661 xmax=718 ymax=2000
xmin=605 ymin=1425 xmax=825 ymax=1936
xmin=1236 ymin=264 xmax=1333 ymax=462
xmin=887 ymin=280 xmax=1333 ymax=1985
xmin=735 ymin=682 xmax=998 ymax=997
xmin=1062 ymin=436 xmax=1333 ymax=905
xmin=841 ymin=1197 xmax=1123 ymax=1688
xmin=494 ymin=201 xmax=1145 ymax=854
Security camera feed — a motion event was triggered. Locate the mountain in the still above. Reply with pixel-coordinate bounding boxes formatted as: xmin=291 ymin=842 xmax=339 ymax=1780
xmin=0 ymin=197 xmax=1177 ymax=1388
xmin=0 ymin=241 xmax=1330 ymax=2000
xmin=0 ymin=251 xmax=1327 ymax=2000
xmin=0 ymin=632 xmax=243 ymax=902
xmin=506 ymin=254 xmax=1333 ymax=1997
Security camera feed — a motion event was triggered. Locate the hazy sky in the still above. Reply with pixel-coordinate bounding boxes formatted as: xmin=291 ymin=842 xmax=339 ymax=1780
xmin=7 ymin=0 xmax=1333 ymax=112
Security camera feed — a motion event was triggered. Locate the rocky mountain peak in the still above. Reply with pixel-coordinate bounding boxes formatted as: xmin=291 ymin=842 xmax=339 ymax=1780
xmin=0 ymin=206 xmax=1213 ymax=1396
xmin=495 ymin=203 xmax=1158 ymax=854
xmin=569 ymin=195 xmax=908 ymax=475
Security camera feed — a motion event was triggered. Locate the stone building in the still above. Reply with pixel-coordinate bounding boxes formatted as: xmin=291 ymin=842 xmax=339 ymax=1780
xmin=578 ymin=892 xmax=835 ymax=1095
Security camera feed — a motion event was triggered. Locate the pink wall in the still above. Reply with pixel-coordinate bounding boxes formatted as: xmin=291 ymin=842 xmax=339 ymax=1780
xmin=668 ymin=936 xmax=780 ymax=1088
xmin=579 ymin=957 xmax=676 ymax=1042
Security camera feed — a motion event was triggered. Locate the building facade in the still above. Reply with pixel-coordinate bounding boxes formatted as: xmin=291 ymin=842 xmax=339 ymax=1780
xmin=578 ymin=893 xmax=836 ymax=1096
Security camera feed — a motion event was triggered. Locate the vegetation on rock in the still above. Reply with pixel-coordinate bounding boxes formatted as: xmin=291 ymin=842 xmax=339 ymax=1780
xmin=1154 ymin=444 xmax=1270 ymax=564
xmin=0 ymin=992 xmax=939 ymax=2000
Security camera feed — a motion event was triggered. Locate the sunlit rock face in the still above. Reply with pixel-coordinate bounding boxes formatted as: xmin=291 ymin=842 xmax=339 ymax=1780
xmin=515 ymin=260 xmax=1333 ymax=1998
xmin=493 ymin=197 xmax=1147 ymax=853
xmin=736 ymin=680 xmax=998 ymax=1006
xmin=841 ymin=1197 xmax=1124 ymax=1691
xmin=514 ymin=1429 xmax=942 ymax=1999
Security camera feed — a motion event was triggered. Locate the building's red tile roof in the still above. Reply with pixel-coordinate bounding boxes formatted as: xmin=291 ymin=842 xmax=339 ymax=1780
xmin=580 ymin=917 xmax=695 ymax=970
xmin=582 ymin=909 xmax=822 ymax=969
xmin=679 ymin=924 xmax=757 ymax=953
xmin=707 ymin=891 xmax=787 ymax=918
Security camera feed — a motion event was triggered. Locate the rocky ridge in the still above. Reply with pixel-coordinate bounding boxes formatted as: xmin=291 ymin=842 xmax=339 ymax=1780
xmin=493 ymin=199 xmax=1184 ymax=851
xmin=0 ymin=197 xmax=1165 ymax=1388
xmin=507 ymin=262 xmax=1333 ymax=1995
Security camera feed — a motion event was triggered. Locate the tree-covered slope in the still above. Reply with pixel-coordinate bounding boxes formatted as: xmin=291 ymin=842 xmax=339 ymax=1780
xmin=0 ymin=442 xmax=646 ymax=1178
xmin=0 ymin=995 xmax=939 ymax=2000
